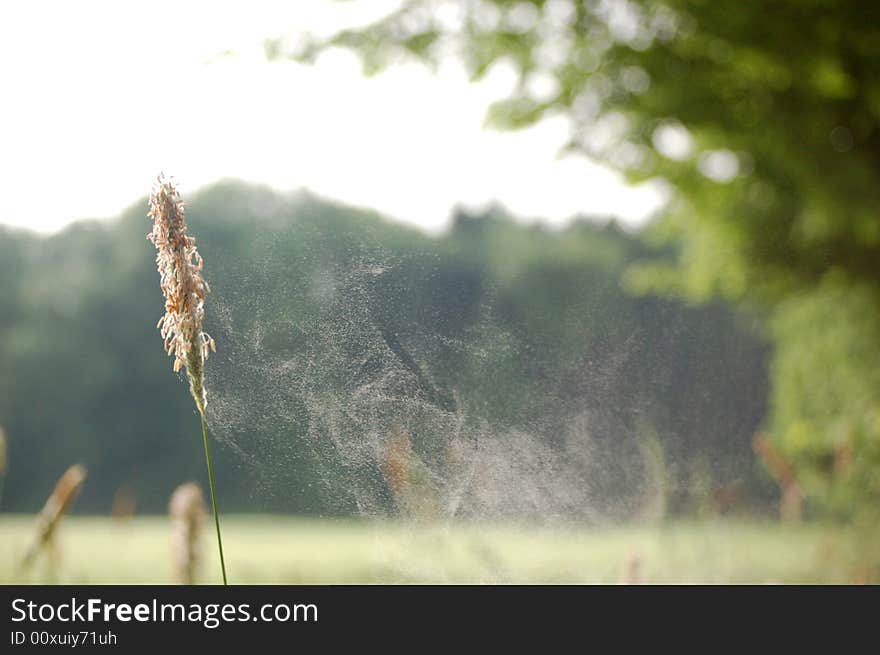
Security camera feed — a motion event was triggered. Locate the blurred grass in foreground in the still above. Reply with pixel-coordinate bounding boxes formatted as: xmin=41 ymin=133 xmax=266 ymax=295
xmin=1 ymin=515 xmax=876 ymax=584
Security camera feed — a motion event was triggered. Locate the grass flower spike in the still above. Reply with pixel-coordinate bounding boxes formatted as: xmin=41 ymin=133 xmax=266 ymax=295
xmin=20 ymin=464 xmax=87 ymax=572
xmin=169 ymin=482 xmax=207 ymax=585
xmin=148 ymin=174 xmax=216 ymax=414
xmin=148 ymin=173 xmax=227 ymax=584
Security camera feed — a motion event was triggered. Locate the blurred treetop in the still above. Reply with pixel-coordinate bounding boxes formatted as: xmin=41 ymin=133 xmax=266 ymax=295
xmin=268 ymin=0 xmax=880 ymax=304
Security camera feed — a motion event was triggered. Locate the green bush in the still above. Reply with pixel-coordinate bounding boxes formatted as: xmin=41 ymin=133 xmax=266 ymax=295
xmin=770 ymin=273 xmax=880 ymax=516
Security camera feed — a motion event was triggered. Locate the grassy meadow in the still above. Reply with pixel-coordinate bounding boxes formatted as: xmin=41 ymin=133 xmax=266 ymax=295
xmin=1 ymin=515 xmax=876 ymax=584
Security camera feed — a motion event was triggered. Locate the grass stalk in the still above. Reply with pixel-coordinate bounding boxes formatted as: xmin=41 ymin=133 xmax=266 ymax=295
xmin=199 ymin=411 xmax=227 ymax=585
xmin=149 ymin=174 xmax=225 ymax=584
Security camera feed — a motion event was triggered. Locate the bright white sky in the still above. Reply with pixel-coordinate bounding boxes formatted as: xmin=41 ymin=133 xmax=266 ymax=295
xmin=0 ymin=0 xmax=667 ymax=235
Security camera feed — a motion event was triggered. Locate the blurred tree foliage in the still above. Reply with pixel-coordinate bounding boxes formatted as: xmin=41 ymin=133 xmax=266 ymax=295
xmin=0 ymin=181 xmax=767 ymax=517
xmin=268 ymin=0 xmax=880 ymax=515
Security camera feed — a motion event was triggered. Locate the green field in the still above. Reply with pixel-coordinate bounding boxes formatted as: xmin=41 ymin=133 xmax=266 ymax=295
xmin=1 ymin=515 xmax=876 ymax=584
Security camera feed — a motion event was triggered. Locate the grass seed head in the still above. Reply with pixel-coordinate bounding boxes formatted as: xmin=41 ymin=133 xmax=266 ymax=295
xmin=0 ymin=426 xmax=6 ymax=478
xmin=148 ymin=173 xmax=216 ymax=413
xmin=169 ymin=482 xmax=207 ymax=585
xmin=20 ymin=464 xmax=87 ymax=570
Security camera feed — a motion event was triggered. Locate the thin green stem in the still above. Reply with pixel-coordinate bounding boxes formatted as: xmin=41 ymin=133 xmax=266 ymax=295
xmin=199 ymin=411 xmax=228 ymax=585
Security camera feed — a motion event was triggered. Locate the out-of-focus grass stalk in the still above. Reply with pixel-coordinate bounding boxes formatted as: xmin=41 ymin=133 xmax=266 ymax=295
xmin=169 ymin=481 xmax=207 ymax=584
xmin=20 ymin=464 xmax=87 ymax=571
xmin=0 ymin=427 xmax=7 ymax=508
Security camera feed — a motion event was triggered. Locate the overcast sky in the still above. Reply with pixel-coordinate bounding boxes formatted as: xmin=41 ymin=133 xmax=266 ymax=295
xmin=0 ymin=0 xmax=667 ymax=235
